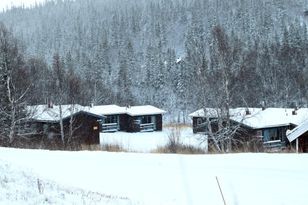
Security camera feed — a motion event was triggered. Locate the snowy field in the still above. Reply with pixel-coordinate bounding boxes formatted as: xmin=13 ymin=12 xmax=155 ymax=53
xmin=100 ymin=127 xmax=205 ymax=152
xmin=0 ymin=160 xmax=131 ymax=205
xmin=1 ymin=147 xmax=308 ymax=205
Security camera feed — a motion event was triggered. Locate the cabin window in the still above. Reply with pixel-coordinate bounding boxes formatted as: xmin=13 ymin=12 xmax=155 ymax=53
xmin=43 ymin=124 xmax=49 ymax=134
xmin=141 ymin=116 xmax=152 ymax=124
xmin=197 ymin=118 xmax=203 ymax=125
xmin=262 ymin=127 xmax=287 ymax=142
xmin=104 ymin=115 xmax=119 ymax=124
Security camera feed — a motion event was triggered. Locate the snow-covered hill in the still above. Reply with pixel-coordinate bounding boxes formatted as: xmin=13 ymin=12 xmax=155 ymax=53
xmin=1 ymin=147 xmax=308 ymax=205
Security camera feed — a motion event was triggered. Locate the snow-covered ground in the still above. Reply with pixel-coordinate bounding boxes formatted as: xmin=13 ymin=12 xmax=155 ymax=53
xmin=0 ymin=159 xmax=133 ymax=205
xmin=1 ymin=147 xmax=308 ymax=205
xmin=100 ymin=127 xmax=205 ymax=152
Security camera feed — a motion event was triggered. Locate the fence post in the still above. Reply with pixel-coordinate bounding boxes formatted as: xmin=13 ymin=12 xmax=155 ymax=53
xmin=216 ymin=176 xmax=226 ymax=205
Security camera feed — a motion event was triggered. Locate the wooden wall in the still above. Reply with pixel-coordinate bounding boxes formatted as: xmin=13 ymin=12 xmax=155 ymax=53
xmin=299 ymin=133 xmax=308 ymax=152
xmin=119 ymin=114 xmax=128 ymax=131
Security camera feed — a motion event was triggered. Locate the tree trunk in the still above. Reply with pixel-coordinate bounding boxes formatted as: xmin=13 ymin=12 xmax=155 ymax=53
xmin=59 ymin=104 xmax=65 ymax=148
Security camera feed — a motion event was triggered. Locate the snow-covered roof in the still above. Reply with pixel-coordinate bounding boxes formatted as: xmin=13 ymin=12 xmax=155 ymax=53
xmin=89 ymin=104 xmax=127 ymax=115
xmin=188 ymin=108 xmax=221 ymax=118
xmin=28 ymin=104 xmax=166 ymax=121
xmin=125 ymin=105 xmax=166 ymax=116
xmin=234 ymin=108 xmax=308 ymax=129
xmin=286 ymin=119 xmax=308 ymax=142
xmin=189 ymin=107 xmax=308 ymax=129
xmin=28 ymin=104 xmax=102 ymax=122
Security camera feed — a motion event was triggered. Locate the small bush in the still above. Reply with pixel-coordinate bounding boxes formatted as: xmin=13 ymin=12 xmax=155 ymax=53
xmin=101 ymin=143 xmax=126 ymax=152
xmin=154 ymin=125 xmax=205 ymax=154
xmin=81 ymin=143 xmax=127 ymax=152
xmin=155 ymin=143 xmax=205 ymax=154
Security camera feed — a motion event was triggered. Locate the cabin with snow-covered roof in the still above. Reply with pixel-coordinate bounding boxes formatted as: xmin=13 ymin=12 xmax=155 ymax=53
xmin=89 ymin=104 xmax=127 ymax=132
xmin=124 ymin=105 xmax=166 ymax=132
xmin=90 ymin=105 xmax=166 ymax=132
xmin=23 ymin=104 xmax=104 ymax=149
xmin=189 ymin=107 xmax=308 ymax=150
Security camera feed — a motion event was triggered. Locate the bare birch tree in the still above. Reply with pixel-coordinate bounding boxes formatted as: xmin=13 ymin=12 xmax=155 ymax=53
xmin=0 ymin=23 xmax=31 ymax=145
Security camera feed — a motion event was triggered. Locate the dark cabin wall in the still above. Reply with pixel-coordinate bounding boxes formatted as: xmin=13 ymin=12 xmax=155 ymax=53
xmin=156 ymin=114 xmax=163 ymax=131
xmin=127 ymin=115 xmax=140 ymax=132
xmin=291 ymin=132 xmax=308 ymax=152
xmin=299 ymin=134 xmax=308 ymax=152
xmin=2 ymin=121 xmax=63 ymax=149
xmin=70 ymin=113 xmax=101 ymax=145
xmin=119 ymin=114 xmax=129 ymax=131
xmin=192 ymin=117 xmax=206 ymax=133
xmin=192 ymin=117 xmax=219 ymax=134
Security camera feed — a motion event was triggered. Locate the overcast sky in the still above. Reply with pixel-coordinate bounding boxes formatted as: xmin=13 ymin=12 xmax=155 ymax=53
xmin=0 ymin=0 xmax=47 ymax=11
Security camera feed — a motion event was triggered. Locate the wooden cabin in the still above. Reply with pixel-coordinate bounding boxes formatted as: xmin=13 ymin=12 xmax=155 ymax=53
xmin=124 ymin=105 xmax=165 ymax=132
xmin=189 ymin=108 xmax=222 ymax=134
xmin=90 ymin=105 xmax=166 ymax=132
xmin=189 ymin=107 xmax=308 ymax=151
xmin=21 ymin=104 xmax=104 ymax=149
xmin=89 ymin=105 xmax=127 ymax=132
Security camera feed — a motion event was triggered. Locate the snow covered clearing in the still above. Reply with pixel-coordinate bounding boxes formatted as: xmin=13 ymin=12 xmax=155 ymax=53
xmin=100 ymin=127 xmax=204 ymax=152
xmin=1 ymin=147 xmax=308 ymax=205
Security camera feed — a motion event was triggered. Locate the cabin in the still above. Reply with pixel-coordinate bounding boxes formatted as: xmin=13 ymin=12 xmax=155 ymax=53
xmin=22 ymin=104 xmax=104 ymax=149
xmin=189 ymin=108 xmax=221 ymax=134
xmin=189 ymin=107 xmax=308 ymax=150
xmin=89 ymin=105 xmax=166 ymax=132
xmin=89 ymin=105 xmax=127 ymax=132
xmin=124 ymin=105 xmax=166 ymax=132
xmin=286 ymin=119 xmax=308 ymax=152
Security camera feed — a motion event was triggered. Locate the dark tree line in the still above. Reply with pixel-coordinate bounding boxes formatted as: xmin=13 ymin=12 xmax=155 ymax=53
xmin=0 ymin=0 xmax=307 ymax=121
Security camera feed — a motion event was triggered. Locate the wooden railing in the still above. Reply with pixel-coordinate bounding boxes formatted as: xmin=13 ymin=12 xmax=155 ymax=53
xmin=140 ymin=123 xmax=155 ymax=132
xmin=102 ymin=123 xmax=118 ymax=132
xmin=263 ymin=140 xmax=285 ymax=150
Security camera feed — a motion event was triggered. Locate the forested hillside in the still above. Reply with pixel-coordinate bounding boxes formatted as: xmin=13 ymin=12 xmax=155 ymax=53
xmin=0 ymin=0 xmax=308 ymax=115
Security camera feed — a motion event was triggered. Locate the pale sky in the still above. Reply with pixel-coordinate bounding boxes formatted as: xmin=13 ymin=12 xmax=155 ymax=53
xmin=0 ymin=0 xmax=47 ymax=11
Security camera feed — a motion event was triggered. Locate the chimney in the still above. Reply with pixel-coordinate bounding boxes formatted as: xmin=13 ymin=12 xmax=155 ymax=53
xmin=48 ymin=100 xmax=53 ymax=109
xmin=90 ymin=102 xmax=94 ymax=108
xmin=245 ymin=108 xmax=251 ymax=115
xmin=261 ymin=101 xmax=266 ymax=111
xmin=291 ymin=102 xmax=298 ymax=115
xmin=292 ymin=107 xmax=298 ymax=115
